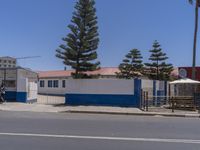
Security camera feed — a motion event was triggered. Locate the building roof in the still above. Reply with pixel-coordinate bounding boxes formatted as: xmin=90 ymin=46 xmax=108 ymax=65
xmin=38 ymin=67 xmax=120 ymax=78
xmin=170 ymin=78 xmax=200 ymax=84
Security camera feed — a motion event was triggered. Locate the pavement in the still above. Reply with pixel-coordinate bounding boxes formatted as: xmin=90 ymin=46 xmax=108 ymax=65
xmin=0 ymin=102 xmax=200 ymax=118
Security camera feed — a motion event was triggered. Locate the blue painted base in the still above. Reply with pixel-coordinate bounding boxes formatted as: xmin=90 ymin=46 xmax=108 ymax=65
xmin=65 ymin=94 xmax=139 ymax=107
xmin=16 ymin=92 xmax=27 ymax=103
xmin=5 ymin=91 xmax=27 ymax=103
xmin=5 ymin=91 xmax=17 ymax=102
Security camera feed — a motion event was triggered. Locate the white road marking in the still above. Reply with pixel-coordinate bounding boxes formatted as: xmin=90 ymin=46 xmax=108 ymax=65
xmin=0 ymin=132 xmax=199 ymax=144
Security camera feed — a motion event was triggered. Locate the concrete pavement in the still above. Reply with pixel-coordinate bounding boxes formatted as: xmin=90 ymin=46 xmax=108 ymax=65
xmin=0 ymin=102 xmax=200 ymax=118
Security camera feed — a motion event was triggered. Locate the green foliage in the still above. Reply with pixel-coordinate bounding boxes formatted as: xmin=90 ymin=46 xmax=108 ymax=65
xmin=145 ymin=41 xmax=173 ymax=80
xmin=188 ymin=0 xmax=200 ymax=7
xmin=117 ymin=49 xmax=143 ymax=79
xmin=56 ymin=0 xmax=100 ymax=79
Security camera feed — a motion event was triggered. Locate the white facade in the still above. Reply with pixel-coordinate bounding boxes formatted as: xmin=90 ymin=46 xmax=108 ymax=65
xmin=38 ymin=78 xmax=67 ymax=95
xmin=0 ymin=56 xmax=16 ymax=68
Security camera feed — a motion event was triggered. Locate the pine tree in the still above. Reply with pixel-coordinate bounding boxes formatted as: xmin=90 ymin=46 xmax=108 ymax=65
xmin=145 ymin=41 xmax=173 ymax=80
xmin=56 ymin=0 xmax=100 ymax=78
xmin=117 ymin=49 xmax=143 ymax=79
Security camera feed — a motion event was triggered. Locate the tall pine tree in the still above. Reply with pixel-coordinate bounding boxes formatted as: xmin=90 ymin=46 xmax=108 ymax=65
xmin=56 ymin=0 xmax=100 ymax=78
xmin=145 ymin=41 xmax=173 ymax=80
xmin=117 ymin=49 xmax=143 ymax=79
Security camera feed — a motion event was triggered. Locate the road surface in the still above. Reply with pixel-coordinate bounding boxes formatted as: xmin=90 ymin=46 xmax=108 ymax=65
xmin=0 ymin=111 xmax=199 ymax=150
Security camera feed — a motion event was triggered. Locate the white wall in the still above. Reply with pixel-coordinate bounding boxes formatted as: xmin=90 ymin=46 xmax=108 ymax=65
xmin=38 ymin=79 xmax=135 ymax=95
xmin=66 ymin=79 xmax=134 ymax=95
xmin=27 ymin=82 xmax=37 ymax=100
xmin=17 ymin=78 xmax=27 ymax=92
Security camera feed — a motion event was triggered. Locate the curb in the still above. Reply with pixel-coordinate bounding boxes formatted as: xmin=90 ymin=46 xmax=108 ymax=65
xmin=60 ymin=110 xmax=200 ymax=118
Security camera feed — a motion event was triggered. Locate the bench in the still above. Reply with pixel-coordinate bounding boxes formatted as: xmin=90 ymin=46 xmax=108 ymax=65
xmin=170 ymin=96 xmax=195 ymax=110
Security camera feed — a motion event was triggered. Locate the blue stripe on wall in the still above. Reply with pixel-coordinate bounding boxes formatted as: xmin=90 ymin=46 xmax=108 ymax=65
xmin=16 ymin=92 xmax=27 ymax=103
xmin=66 ymin=94 xmax=139 ymax=107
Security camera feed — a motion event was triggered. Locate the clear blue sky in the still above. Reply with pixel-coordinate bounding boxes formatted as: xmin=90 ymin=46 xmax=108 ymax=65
xmin=0 ymin=0 xmax=197 ymax=71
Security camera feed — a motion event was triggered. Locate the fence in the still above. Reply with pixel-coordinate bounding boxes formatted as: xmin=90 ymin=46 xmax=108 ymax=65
xmin=141 ymin=91 xmax=200 ymax=113
xmin=140 ymin=90 xmax=170 ymax=111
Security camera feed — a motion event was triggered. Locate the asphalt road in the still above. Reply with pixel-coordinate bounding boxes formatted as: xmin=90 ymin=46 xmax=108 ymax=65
xmin=0 ymin=111 xmax=199 ymax=150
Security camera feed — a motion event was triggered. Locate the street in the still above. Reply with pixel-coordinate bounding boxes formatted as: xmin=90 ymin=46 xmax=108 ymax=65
xmin=0 ymin=111 xmax=199 ymax=150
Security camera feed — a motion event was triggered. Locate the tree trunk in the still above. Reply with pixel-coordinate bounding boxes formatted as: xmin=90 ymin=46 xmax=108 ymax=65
xmin=192 ymin=0 xmax=199 ymax=80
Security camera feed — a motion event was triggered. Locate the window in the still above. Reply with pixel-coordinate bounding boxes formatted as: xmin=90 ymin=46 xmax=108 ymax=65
xmin=62 ymin=80 xmax=66 ymax=88
xmin=53 ymin=80 xmax=59 ymax=88
xmin=2 ymin=80 xmax=16 ymax=88
xmin=4 ymin=65 xmax=6 ymax=68
xmin=40 ymin=80 xmax=45 ymax=87
xmin=8 ymin=60 xmax=11 ymax=63
xmin=4 ymin=60 xmax=6 ymax=63
xmin=48 ymin=80 xmax=52 ymax=88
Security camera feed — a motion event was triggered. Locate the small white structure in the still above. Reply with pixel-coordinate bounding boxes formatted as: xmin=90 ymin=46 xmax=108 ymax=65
xmin=169 ymin=78 xmax=200 ymax=96
xmin=0 ymin=67 xmax=38 ymax=102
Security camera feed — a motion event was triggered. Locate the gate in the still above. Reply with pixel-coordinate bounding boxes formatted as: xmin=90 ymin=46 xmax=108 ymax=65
xmin=37 ymin=94 xmax=65 ymax=105
xmin=140 ymin=90 xmax=169 ymax=111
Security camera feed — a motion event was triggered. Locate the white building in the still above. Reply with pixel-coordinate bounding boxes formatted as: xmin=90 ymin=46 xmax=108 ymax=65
xmin=38 ymin=67 xmax=119 ymax=96
xmin=0 ymin=56 xmax=16 ymax=68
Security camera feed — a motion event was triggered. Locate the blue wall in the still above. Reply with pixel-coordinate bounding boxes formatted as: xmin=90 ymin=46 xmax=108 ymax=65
xmin=65 ymin=79 xmax=141 ymax=107
xmin=16 ymin=92 xmax=27 ymax=103
xmin=5 ymin=91 xmax=17 ymax=102
xmin=5 ymin=91 xmax=27 ymax=103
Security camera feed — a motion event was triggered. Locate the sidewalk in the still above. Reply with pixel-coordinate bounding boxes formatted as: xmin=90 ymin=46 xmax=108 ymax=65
xmin=0 ymin=102 xmax=199 ymax=118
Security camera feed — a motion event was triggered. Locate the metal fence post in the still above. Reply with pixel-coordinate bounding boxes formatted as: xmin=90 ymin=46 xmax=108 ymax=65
xmin=171 ymin=97 xmax=174 ymax=113
xmin=146 ymin=92 xmax=148 ymax=112
xmin=143 ymin=91 xmax=146 ymax=110
xmin=140 ymin=89 xmax=143 ymax=109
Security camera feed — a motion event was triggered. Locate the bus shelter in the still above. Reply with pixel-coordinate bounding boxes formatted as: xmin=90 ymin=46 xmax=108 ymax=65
xmin=169 ymin=78 xmax=200 ymax=110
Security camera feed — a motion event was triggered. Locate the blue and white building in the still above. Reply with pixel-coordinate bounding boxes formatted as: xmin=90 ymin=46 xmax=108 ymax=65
xmin=0 ymin=67 xmax=38 ymax=102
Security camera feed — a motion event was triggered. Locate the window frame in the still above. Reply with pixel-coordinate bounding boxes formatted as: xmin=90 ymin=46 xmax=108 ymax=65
xmin=48 ymin=80 xmax=53 ymax=88
xmin=62 ymin=80 xmax=66 ymax=88
xmin=40 ymin=80 xmax=45 ymax=88
xmin=53 ymin=80 xmax=59 ymax=88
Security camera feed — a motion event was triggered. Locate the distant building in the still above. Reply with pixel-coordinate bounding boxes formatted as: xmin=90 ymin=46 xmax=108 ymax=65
xmin=0 ymin=56 xmax=16 ymax=68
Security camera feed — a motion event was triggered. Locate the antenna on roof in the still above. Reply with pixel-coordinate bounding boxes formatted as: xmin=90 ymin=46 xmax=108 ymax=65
xmin=16 ymin=56 xmax=41 ymax=60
